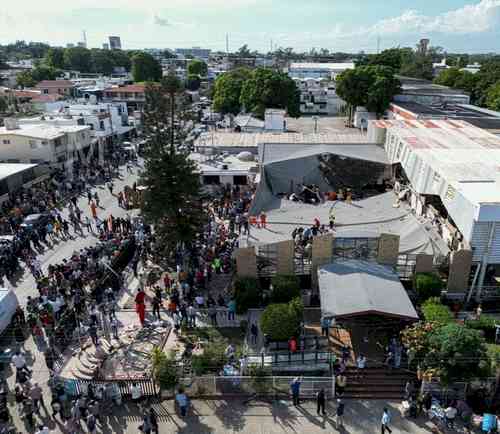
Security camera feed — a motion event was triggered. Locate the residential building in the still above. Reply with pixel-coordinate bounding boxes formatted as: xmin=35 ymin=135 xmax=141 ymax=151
xmin=103 ymin=84 xmax=146 ymax=111
xmin=294 ymin=78 xmax=347 ymax=115
xmin=0 ymin=163 xmax=50 ymax=200
xmin=175 ymin=47 xmax=211 ymax=60
xmin=109 ymin=36 xmax=122 ymax=50
xmin=102 ymin=43 xmax=110 ymax=50
xmin=288 ymin=62 xmax=355 ymax=80
xmin=36 ymin=80 xmax=75 ymax=97
xmin=0 ymin=118 xmax=91 ymax=176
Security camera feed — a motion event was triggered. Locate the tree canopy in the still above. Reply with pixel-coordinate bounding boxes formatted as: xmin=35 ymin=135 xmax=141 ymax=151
xmin=63 ymin=46 xmax=92 ymax=72
xmin=239 ymin=68 xmax=300 ymax=118
xmin=131 ymin=52 xmax=162 ymax=83
xmin=260 ymin=298 xmax=303 ymax=341
xmin=187 ymin=59 xmax=207 ymax=77
xmin=140 ymin=75 xmax=204 ymax=259
xmin=486 ymin=82 xmax=500 ymax=112
xmin=212 ymin=68 xmax=252 ymax=115
xmin=336 ymin=65 xmax=400 ymax=117
xmin=185 ymin=74 xmax=201 ymax=91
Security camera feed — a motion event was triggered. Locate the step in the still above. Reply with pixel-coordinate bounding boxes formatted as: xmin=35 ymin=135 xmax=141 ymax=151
xmin=72 ymin=368 xmax=94 ymax=380
xmin=79 ymin=354 xmax=99 ymax=371
xmin=340 ymin=394 xmax=405 ymax=400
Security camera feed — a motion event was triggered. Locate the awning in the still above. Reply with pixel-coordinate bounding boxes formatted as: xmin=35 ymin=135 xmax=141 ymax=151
xmin=318 ymin=259 xmax=418 ymax=321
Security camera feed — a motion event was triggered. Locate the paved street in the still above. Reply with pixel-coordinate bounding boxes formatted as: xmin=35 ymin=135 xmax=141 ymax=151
xmin=4 ymin=395 xmax=454 ymax=433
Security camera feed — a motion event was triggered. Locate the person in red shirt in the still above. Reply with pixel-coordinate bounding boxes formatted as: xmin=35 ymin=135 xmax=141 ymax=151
xmin=135 ymin=289 xmax=146 ymax=326
xmin=288 ymin=337 xmax=297 ymax=353
xmin=260 ymin=212 xmax=267 ymax=229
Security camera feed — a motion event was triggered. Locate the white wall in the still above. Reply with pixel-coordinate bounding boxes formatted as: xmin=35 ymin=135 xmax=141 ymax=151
xmin=0 ymin=134 xmax=60 ymax=163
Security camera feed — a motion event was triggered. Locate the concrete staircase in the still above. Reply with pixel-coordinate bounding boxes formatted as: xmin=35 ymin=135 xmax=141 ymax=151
xmin=67 ymin=339 xmax=115 ymax=380
xmin=206 ymin=272 xmax=233 ymax=295
xmin=342 ymin=366 xmax=415 ymax=400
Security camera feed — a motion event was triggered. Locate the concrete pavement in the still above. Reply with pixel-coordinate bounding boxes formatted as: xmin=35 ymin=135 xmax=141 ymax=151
xmin=5 ymin=396 xmax=451 ymax=433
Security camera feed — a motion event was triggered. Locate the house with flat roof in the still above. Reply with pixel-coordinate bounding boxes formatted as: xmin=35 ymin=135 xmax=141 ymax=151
xmin=36 ymin=80 xmax=75 ymax=97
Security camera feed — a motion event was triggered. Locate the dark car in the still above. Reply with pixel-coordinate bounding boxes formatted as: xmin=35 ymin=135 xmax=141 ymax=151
xmin=20 ymin=213 xmax=49 ymax=232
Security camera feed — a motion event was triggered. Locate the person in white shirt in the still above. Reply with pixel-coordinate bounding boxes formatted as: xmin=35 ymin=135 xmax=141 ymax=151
xmin=356 ymin=355 xmax=366 ymax=369
xmin=131 ymin=383 xmax=142 ymax=403
xmin=445 ymin=405 xmax=457 ymax=428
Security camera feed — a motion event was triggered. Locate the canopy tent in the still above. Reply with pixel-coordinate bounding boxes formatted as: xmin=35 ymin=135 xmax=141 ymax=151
xmin=318 ymin=259 xmax=418 ymax=321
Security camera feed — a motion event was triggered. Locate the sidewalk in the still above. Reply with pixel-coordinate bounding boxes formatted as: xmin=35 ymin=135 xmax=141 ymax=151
xmin=6 ymin=397 xmax=458 ymax=433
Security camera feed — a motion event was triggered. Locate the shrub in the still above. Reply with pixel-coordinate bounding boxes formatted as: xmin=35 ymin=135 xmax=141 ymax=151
xmin=191 ymin=340 xmax=227 ymax=375
xmin=234 ymin=277 xmax=261 ymax=314
xmin=421 ymin=298 xmax=454 ymax=325
xmin=270 ymin=275 xmax=301 ymax=303
xmin=260 ymin=299 xmax=303 ymax=341
xmin=465 ymin=315 xmax=497 ymax=341
xmin=415 ymin=272 xmax=443 ymax=302
xmin=151 ymin=347 xmax=179 ymax=391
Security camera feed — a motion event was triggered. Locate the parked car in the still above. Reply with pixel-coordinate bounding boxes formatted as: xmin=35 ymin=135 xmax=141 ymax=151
xmin=20 ymin=213 xmax=49 ymax=231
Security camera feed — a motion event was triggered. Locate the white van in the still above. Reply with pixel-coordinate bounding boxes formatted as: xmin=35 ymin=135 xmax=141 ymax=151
xmin=0 ymin=288 xmax=18 ymax=335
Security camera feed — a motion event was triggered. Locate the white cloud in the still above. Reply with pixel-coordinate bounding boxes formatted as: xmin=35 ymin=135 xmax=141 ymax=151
xmin=369 ymin=0 xmax=500 ymax=35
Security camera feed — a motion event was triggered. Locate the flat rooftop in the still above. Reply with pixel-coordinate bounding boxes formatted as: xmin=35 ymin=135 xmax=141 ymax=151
xmin=391 ymin=102 xmax=500 ymax=133
xmin=396 ymin=75 xmax=469 ymax=97
xmin=289 ymin=62 xmax=355 ymax=70
xmin=0 ymin=123 xmax=89 ymax=139
xmin=0 ymin=163 xmax=37 ymax=180
xmin=384 ymin=119 xmax=500 ymax=205
xmin=195 ymin=130 xmax=370 ymax=149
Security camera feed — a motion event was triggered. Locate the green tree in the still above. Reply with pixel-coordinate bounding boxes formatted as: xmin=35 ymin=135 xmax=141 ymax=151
xmin=237 ymin=44 xmax=252 ymax=57
xmin=108 ymin=49 xmax=132 ymax=71
xmin=427 ymin=323 xmax=487 ymax=383
xmin=336 ymin=65 xmax=400 ymax=120
xmin=16 ymin=70 xmax=36 ymax=88
xmin=234 ymin=277 xmax=261 ymax=314
xmin=260 ymin=299 xmax=303 ymax=341
xmin=212 ymin=67 xmax=252 ymax=115
xmin=44 ymin=47 xmax=65 ymax=69
xmin=31 ymin=65 xmax=60 ymax=82
xmin=364 ymin=48 xmax=404 ymax=70
xmin=270 ymin=275 xmax=300 ymax=304
xmin=486 ymin=82 xmax=500 ymax=111
xmin=131 ymin=52 xmax=162 ymax=82
xmin=415 ymin=273 xmax=443 ymax=302
xmin=434 ymin=68 xmax=463 ymax=87
xmin=186 ymin=74 xmax=201 ymax=91
xmin=140 ymin=75 xmax=204 ymax=259
xmin=187 ymin=59 xmax=207 ymax=77
xmin=240 ymin=68 xmax=300 ymax=118
xmin=64 ymin=47 xmax=92 ymax=72
xmin=421 ymin=298 xmax=454 ymax=325
xmin=90 ymin=49 xmax=114 ymax=75
xmin=151 ymin=347 xmax=179 ymax=392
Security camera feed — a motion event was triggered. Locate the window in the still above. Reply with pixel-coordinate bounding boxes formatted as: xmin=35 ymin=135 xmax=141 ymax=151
xmin=29 ymin=140 xmax=37 ymax=149
xmin=2 ymin=139 xmax=10 ymax=144
xmin=333 ymin=237 xmax=380 ymax=261
xmin=41 ymin=140 xmax=48 ymax=145
xmin=43 ymin=89 xmax=49 ymax=94
xmin=99 ymin=121 xmax=105 ymax=130
xmin=203 ymin=175 xmax=220 ymax=185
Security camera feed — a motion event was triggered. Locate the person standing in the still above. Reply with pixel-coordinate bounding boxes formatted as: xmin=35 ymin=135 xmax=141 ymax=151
xmin=90 ymin=201 xmax=98 ymax=220
xmin=152 ymin=295 xmax=161 ymax=321
xmin=316 ymin=388 xmax=327 ymax=416
xmin=227 ymin=298 xmax=236 ymax=321
xmin=135 ymin=288 xmax=146 ymax=326
xmin=336 ymin=398 xmax=345 ymax=429
xmin=381 ymin=407 xmax=392 ymax=433
xmin=175 ymin=388 xmax=189 ymax=417
xmin=320 ymin=316 xmax=330 ymax=337
xmin=290 ymin=377 xmax=301 ymax=406
xmin=250 ymin=323 xmax=258 ymax=345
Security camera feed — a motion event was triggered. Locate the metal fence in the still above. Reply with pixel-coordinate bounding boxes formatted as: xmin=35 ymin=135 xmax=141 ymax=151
xmin=245 ymin=351 xmax=332 ymax=368
xmin=179 ymin=376 xmax=334 ymax=398
xmin=66 ymin=377 xmax=158 ymax=399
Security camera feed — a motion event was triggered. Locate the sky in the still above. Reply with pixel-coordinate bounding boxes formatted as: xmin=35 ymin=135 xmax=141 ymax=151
xmin=1 ymin=0 xmax=500 ymax=53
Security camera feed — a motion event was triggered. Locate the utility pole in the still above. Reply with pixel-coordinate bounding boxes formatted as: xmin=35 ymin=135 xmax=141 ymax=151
xmin=377 ymin=35 xmax=380 ymax=54
xmin=83 ymin=30 xmax=87 ymax=48
xmin=226 ymin=33 xmax=229 ymax=55
xmin=270 ymin=39 xmax=273 ymax=53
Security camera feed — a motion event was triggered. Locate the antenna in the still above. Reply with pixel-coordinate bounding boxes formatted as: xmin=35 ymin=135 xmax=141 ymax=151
xmin=270 ymin=39 xmax=273 ymax=53
xmin=377 ymin=35 xmax=380 ymax=54
xmin=83 ymin=30 xmax=87 ymax=48
xmin=226 ymin=33 xmax=229 ymax=54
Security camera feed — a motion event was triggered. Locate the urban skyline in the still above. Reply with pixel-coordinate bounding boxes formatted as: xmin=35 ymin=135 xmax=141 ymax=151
xmin=1 ymin=0 xmax=500 ymax=53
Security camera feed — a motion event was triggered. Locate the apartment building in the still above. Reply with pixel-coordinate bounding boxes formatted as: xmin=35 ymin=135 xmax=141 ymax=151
xmin=36 ymin=80 xmax=75 ymax=97
xmin=0 ymin=118 xmax=91 ymax=176
xmin=103 ymin=84 xmax=146 ymax=111
xmin=294 ymin=78 xmax=347 ymax=115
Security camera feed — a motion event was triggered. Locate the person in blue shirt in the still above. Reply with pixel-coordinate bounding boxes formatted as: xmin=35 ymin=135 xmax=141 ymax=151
xmin=176 ymin=388 xmax=189 ymax=417
xmin=290 ymin=377 xmax=301 ymax=406
xmin=483 ymin=413 xmax=497 ymax=433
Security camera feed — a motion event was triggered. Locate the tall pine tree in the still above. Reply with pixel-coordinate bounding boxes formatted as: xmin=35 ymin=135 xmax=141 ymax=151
xmin=140 ymin=74 xmax=204 ymax=262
